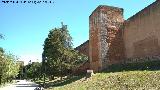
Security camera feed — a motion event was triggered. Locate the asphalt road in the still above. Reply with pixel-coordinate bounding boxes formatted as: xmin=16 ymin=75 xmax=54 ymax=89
xmin=0 ymin=80 xmax=43 ymax=90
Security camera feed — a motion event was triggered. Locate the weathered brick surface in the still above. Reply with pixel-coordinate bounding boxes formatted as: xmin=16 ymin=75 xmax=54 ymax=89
xmin=75 ymin=40 xmax=89 ymax=56
xmin=107 ymin=27 xmax=125 ymax=65
xmin=89 ymin=5 xmax=125 ymax=72
xmin=75 ymin=0 xmax=160 ymax=73
xmin=123 ymin=0 xmax=160 ymax=59
xmin=89 ymin=8 xmax=101 ymax=71
xmin=74 ymin=40 xmax=90 ymax=74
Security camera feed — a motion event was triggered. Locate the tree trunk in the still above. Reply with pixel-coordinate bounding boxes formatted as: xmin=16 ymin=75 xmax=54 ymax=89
xmin=51 ymin=75 xmax=54 ymax=80
xmin=60 ymin=66 xmax=62 ymax=80
xmin=0 ymin=75 xmax=1 ymax=85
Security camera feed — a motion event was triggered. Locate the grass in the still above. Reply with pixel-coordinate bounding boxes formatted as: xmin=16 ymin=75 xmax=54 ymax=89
xmin=35 ymin=75 xmax=85 ymax=89
xmin=46 ymin=70 xmax=160 ymax=90
xmin=41 ymin=60 xmax=160 ymax=90
xmin=0 ymin=80 xmax=16 ymax=88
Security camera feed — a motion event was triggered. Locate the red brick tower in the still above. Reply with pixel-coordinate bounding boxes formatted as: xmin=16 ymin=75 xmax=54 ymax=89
xmin=89 ymin=5 xmax=124 ymax=72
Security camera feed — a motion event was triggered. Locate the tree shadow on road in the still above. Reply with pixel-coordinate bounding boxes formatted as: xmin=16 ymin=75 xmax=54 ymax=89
xmin=14 ymin=83 xmax=39 ymax=87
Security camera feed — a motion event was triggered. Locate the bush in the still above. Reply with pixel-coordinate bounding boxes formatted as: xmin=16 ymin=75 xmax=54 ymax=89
xmin=0 ymin=49 xmax=20 ymax=85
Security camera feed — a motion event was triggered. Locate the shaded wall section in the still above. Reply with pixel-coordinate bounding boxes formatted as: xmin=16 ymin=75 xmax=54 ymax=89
xmin=75 ymin=40 xmax=89 ymax=56
xmin=98 ymin=6 xmax=124 ymax=68
xmin=124 ymin=0 xmax=160 ymax=59
xmin=89 ymin=8 xmax=101 ymax=72
xmin=74 ymin=40 xmax=90 ymax=74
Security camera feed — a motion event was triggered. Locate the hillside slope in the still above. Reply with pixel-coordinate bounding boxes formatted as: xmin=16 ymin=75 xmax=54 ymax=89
xmin=48 ymin=71 xmax=160 ymax=90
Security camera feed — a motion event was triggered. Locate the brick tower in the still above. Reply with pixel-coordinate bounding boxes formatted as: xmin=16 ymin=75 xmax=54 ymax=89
xmin=89 ymin=5 xmax=125 ymax=72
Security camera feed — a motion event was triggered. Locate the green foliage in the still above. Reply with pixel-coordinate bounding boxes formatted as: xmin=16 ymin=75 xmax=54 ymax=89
xmin=0 ymin=34 xmax=4 ymax=39
xmin=0 ymin=33 xmax=19 ymax=85
xmin=74 ymin=53 xmax=88 ymax=67
xmin=25 ymin=62 xmax=42 ymax=80
xmin=0 ymin=48 xmax=20 ymax=85
xmin=42 ymin=24 xmax=88 ymax=79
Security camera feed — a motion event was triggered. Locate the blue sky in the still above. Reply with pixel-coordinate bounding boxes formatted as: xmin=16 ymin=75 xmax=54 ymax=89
xmin=0 ymin=0 xmax=156 ymax=64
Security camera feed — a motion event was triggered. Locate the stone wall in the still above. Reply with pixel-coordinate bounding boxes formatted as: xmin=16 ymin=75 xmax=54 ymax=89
xmin=89 ymin=5 xmax=125 ymax=72
xmin=74 ymin=40 xmax=90 ymax=74
xmin=75 ymin=40 xmax=89 ymax=56
xmin=72 ymin=61 xmax=90 ymax=75
xmin=89 ymin=8 xmax=101 ymax=72
xmin=123 ymin=0 xmax=160 ymax=59
xmin=75 ymin=0 xmax=160 ymax=73
xmin=99 ymin=6 xmax=124 ymax=68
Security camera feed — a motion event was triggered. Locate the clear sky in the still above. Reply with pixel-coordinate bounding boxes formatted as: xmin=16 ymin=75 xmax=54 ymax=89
xmin=0 ymin=0 xmax=156 ymax=64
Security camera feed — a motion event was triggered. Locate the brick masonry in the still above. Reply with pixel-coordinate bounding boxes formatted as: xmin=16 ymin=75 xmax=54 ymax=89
xmin=74 ymin=40 xmax=90 ymax=74
xmin=76 ymin=0 xmax=160 ymax=72
xmin=124 ymin=0 xmax=160 ymax=59
xmin=75 ymin=40 xmax=89 ymax=56
xmin=89 ymin=5 xmax=124 ymax=72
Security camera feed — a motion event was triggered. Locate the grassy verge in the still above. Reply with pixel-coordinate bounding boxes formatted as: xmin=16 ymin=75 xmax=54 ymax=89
xmin=0 ymin=80 xmax=16 ymax=88
xmin=47 ymin=70 xmax=160 ymax=90
xmin=35 ymin=75 xmax=85 ymax=89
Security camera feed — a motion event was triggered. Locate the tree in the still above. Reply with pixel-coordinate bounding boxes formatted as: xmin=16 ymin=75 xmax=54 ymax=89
xmin=25 ymin=62 xmax=42 ymax=80
xmin=42 ymin=23 xmax=89 ymax=81
xmin=42 ymin=23 xmax=73 ymax=79
xmin=0 ymin=50 xmax=20 ymax=85
xmin=0 ymin=34 xmax=19 ymax=85
xmin=0 ymin=48 xmax=5 ymax=84
xmin=0 ymin=34 xmax=4 ymax=39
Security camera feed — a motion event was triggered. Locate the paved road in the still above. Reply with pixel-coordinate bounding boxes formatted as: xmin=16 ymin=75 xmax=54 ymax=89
xmin=0 ymin=80 xmax=43 ymax=90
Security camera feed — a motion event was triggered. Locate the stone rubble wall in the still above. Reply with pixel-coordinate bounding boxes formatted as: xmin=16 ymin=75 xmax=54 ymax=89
xmin=76 ymin=0 xmax=160 ymax=73
xmin=89 ymin=5 xmax=125 ymax=71
xmin=98 ymin=6 xmax=124 ymax=70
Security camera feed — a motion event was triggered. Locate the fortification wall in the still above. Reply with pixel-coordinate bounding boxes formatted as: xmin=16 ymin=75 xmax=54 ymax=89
xmin=124 ymin=0 xmax=160 ymax=59
xmin=89 ymin=5 xmax=124 ymax=72
xmin=75 ymin=40 xmax=89 ymax=56
xmin=98 ymin=6 xmax=124 ymax=68
xmin=74 ymin=40 xmax=90 ymax=74
xmin=89 ymin=8 xmax=101 ymax=72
